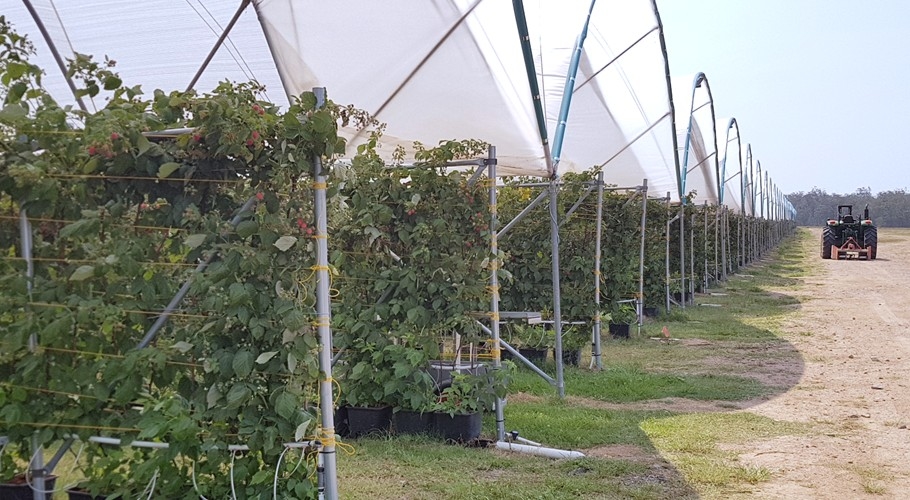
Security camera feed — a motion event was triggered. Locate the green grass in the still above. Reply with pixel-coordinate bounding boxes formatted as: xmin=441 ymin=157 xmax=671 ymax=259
xmin=511 ymin=364 xmax=768 ymax=403
xmin=337 ymin=435 xmax=683 ymax=500
xmin=640 ymin=413 xmax=808 ymax=497
xmin=500 ymin=402 xmax=669 ymax=449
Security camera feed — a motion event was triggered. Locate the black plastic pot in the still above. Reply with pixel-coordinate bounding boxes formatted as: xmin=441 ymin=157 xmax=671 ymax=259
xmin=643 ymin=307 xmax=660 ymax=318
xmin=393 ymin=410 xmax=433 ymax=435
xmin=517 ymin=347 xmax=548 ymax=363
xmin=608 ymin=323 xmax=630 ymax=339
xmin=0 ymin=475 xmax=57 ymax=500
xmin=67 ymin=487 xmax=108 ymax=500
xmin=673 ymin=292 xmax=693 ymax=304
xmin=335 ymin=405 xmax=349 ymax=437
xmin=561 ymin=349 xmax=581 ymax=366
xmin=432 ymin=412 xmax=482 ymax=442
xmin=345 ymin=405 xmax=392 ymax=437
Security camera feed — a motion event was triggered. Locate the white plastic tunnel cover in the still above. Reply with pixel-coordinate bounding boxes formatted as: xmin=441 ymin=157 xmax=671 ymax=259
xmin=255 ymin=0 xmax=679 ymax=194
xmin=5 ymin=0 xmax=682 ymax=199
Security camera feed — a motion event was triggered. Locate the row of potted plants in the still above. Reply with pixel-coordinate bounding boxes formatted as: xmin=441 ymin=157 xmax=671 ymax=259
xmin=338 ymin=367 xmax=511 ymax=443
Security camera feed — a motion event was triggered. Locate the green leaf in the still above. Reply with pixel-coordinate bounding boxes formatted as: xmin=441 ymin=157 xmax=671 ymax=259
xmin=282 ymin=310 xmax=306 ymax=330
xmin=184 ymin=233 xmax=207 ymax=249
xmin=6 ymin=61 xmax=27 ymax=79
xmin=172 ymin=341 xmax=193 ymax=354
xmin=82 ymin=157 xmax=100 ymax=174
xmin=0 ymin=103 xmax=27 ymax=120
xmin=69 ymin=265 xmax=95 ymax=281
xmin=136 ymin=134 xmax=151 ymax=156
xmin=45 ymin=316 xmax=73 ymax=337
xmin=255 ymin=351 xmax=278 ymax=364
xmin=364 ymin=226 xmax=381 ymax=244
xmin=297 ymin=92 xmax=317 ymax=110
xmin=206 ymin=384 xmax=221 ymax=409
xmin=103 ymin=75 xmax=122 ymax=90
xmin=225 ymin=384 xmax=252 ymax=409
xmin=157 ymin=162 xmax=180 ymax=178
xmin=350 ymin=361 xmax=369 ymax=379
xmin=273 ymin=235 xmax=298 ymax=252
xmin=232 ymin=350 xmax=254 ymax=377
xmin=235 ymin=220 xmax=259 ymax=238
xmin=295 ymin=421 xmax=312 ymax=442
xmin=287 ymin=352 xmax=298 ymax=373
xmin=275 ymin=391 xmax=298 ymax=419
xmin=406 ymin=307 xmax=419 ymax=323
xmin=251 ymin=470 xmax=272 ymax=485
xmin=7 ymin=81 xmax=27 ymax=103
xmin=59 ymin=218 xmax=100 ymax=239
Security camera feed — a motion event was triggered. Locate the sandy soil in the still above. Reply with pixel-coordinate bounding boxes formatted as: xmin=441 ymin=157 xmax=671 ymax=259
xmin=728 ymin=227 xmax=910 ymax=499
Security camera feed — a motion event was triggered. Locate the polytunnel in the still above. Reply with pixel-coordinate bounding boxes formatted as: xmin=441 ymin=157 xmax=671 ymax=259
xmin=672 ymin=72 xmax=720 ymax=205
xmin=247 ymin=0 xmax=683 ymax=191
xmin=2 ymin=0 xmax=682 ymax=197
xmin=718 ymin=116 xmax=745 ymax=213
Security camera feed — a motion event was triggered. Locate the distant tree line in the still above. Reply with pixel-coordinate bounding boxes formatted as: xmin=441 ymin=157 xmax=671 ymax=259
xmin=787 ymin=188 xmax=910 ymax=227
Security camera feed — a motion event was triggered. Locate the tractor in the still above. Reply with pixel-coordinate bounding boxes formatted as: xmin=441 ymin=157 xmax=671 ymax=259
xmin=821 ymin=204 xmax=877 ymax=260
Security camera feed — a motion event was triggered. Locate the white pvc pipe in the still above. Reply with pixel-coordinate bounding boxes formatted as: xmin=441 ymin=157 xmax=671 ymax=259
xmin=88 ymin=436 xmax=169 ymax=449
xmin=495 ymin=441 xmax=585 ymax=459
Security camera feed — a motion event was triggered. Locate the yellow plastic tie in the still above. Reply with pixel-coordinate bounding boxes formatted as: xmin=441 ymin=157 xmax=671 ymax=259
xmin=312 ymin=182 xmax=327 ymax=190
xmin=332 ymin=378 xmax=343 ymax=406
xmin=310 ymin=426 xmax=356 ymax=455
xmin=318 ymin=428 xmax=336 ymax=448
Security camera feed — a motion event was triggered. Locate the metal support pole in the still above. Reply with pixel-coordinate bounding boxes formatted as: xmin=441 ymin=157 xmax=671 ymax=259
xmin=679 ymin=203 xmax=686 ymax=308
xmin=22 ymin=212 xmax=77 ymax=492
xmin=714 ymin=206 xmax=721 ymax=281
xmin=665 ymin=194 xmax=671 ymax=312
xmin=592 ymin=172 xmax=604 ymax=370
xmin=637 ymin=180 xmax=648 ymax=328
xmin=487 ymin=146 xmax=506 ymax=441
xmin=549 ymin=178 xmax=565 ymax=398
xmin=21 ymin=0 xmax=88 ymax=112
xmin=19 ymin=210 xmax=36 ymax=351
xmin=752 ymin=218 xmax=757 ymax=263
xmin=499 ymin=339 xmax=556 ymax=385
xmin=311 ymin=88 xmax=338 ymax=500
xmin=498 ymin=189 xmax=549 ymax=241
xmin=186 ymin=0 xmax=252 ymax=92
xmin=722 ymin=208 xmax=729 ymax=280
xmin=689 ymin=212 xmax=695 ymax=297
xmin=738 ymin=211 xmax=744 ymax=269
xmin=30 ymin=434 xmax=45 ymax=500
xmin=703 ymin=202 xmax=708 ymax=290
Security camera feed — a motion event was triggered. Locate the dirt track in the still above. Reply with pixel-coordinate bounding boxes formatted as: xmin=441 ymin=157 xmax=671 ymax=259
xmin=731 ymin=228 xmax=910 ymax=498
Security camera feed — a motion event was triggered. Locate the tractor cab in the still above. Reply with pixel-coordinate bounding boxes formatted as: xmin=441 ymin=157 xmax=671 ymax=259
xmin=821 ymin=204 xmax=877 ymax=260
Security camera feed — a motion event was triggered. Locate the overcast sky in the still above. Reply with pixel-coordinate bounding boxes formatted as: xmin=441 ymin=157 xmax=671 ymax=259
xmin=658 ymin=0 xmax=910 ymax=196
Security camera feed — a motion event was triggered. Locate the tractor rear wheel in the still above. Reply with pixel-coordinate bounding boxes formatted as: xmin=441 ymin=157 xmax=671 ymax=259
xmin=864 ymin=226 xmax=877 ymax=260
xmin=821 ymin=227 xmax=835 ymax=259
